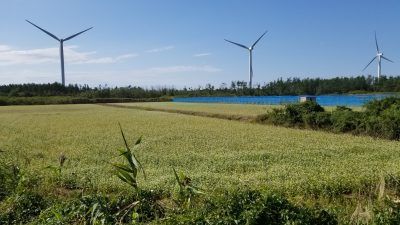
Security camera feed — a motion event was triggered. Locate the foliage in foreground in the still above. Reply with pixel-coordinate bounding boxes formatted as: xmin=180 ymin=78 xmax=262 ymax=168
xmin=3 ymin=120 xmax=400 ymax=224
xmin=165 ymin=189 xmax=337 ymax=225
xmin=0 ymin=155 xmax=339 ymax=224
xmin=0 ymin=126 xmax=338 ymax=225
xmin=0 ymin=174 xmax=338 ymax=225
xmin=257 ymin=97 xmax=400 ymax=140
xmin=112 ymin=123 xmax=146 ymax=190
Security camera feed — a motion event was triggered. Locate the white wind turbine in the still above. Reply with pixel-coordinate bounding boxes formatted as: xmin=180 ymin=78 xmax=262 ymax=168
xmin=362 ymin=32 xmax=394 ymax=80
xmin=225 ymin=30 xmax=268 ymax=88
xmin=26 ymin=20 xmax=93 ymax=86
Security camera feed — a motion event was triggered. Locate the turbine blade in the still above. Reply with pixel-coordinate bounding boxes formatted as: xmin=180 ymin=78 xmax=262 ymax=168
xmin=252 ymin=30 xmax=268 ymax=48
xmin=382 ymin=56 xmax=394 ymax=63
xmin=375 ymin=31 xmax=380 ymax=53
xmin=362 ymin=56 xmax=377 ymax=71
xmin=26 ymin=20 xmax=60 ymax=41
xmin=64 ymin=27 xmax=93 ymax=41
xmin=224 ymin=39 xmax=249 ymax=50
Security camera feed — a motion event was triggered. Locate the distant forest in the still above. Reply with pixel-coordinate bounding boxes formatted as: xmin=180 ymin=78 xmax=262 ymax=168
xmin=1 ymin=75 xmax=400 ymax=98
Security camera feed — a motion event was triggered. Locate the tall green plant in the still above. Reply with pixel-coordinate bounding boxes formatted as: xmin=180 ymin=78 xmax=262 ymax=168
xmin=112 ymin=123 xmax=146 ymax=190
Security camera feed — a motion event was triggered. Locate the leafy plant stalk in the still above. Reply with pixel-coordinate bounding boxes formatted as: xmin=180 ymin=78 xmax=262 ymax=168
xmin=112 ymin=123 xmax=146 ymax=190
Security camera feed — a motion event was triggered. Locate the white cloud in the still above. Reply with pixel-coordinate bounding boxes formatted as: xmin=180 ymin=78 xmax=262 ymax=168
xmin=76 ymin=53 xmax=138 ymax=64
xmin=193 ymin=53 xmax=212 ymax=57
xmin=0 ymin=44 xmax=137 ymax=66
xmin=0 ymin=45 xmax=11 ymax=51
xmin=0 ymin=65 xmax=222 ymax=86
xmin=145 ymin=45 xmax=174 ymax=53
xmin=68 ymin=65 xmax=222 ymax=87
xmin=133 ymin=65 xmax=221 ymax=74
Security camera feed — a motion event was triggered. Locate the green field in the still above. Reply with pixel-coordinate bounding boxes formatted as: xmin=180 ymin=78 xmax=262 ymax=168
xmin=110 ymin=102 xmax=275 ymax=116
xmin=111 ymin=102 xmax=362 ymax=115
xmin=1 ymin=103 xmax=399 ymax=223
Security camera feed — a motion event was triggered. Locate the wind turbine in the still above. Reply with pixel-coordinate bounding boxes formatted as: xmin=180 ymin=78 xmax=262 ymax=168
xmin=26 ymin=20 xmax=93 ymax=86
xmin=362 ymin=32 xmax=393 ymax=80
xmin=225 ymin=30 xmax=268 ymax=88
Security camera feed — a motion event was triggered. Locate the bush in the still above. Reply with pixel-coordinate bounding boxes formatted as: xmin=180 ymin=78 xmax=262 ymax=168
xmin=164 ymin=189 xmax=337 ymax=225
xmin=374 ymin=197 xmax=400 ymax=225
xmin=363 ymin=115 xmax=385 ymax=138
xmin=0 ymin=163 xmax=20 ymax=201
xmin=377 ymin=105 xmax=400 ymax=139
xmin=264 ymin=101 xmax=325 ymax=127
xmin=299 ymin=100 xmax=325 ymax=113
xmin=330 ymin=110 xmax=364 ymax=133
xmin=361 ymin=101 xmax=400 ymax=139
xmin=286 ymin=101 xmax=324 ymax=126
xmin=303 ymin=112 xmax=332 ymax=129
xmin=263 ymin=108 xmax=289 ymax=125
xmin=259 ymin=97 xmax=400 ymax=140
xmin=35 ymin=190 xmax=165 ymax=225
xmin=249 ymin=194 xmax=337 ymax=225
xmin=335 ymin=105 xmax=353 ymax=112
xmin=0 ymin=192 xmax=46 ymax=225
xmin=365 ymin=97 xmax=400 ymax=116
xmin=0 ymin=173 xmax=46 ymax=225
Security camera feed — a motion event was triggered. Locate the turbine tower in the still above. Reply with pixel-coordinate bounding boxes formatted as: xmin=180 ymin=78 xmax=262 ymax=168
xmin=362 ymin=32 xmax=393 ymax=80
xmin=225 ymin=30 xmax=268 ymax=88
xmin=26 ymin=20 xmax=93 ymax=86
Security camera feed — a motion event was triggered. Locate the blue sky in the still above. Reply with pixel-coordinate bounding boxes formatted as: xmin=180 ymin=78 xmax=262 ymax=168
xmin=0 ymin=0 xmax=399 ymax=88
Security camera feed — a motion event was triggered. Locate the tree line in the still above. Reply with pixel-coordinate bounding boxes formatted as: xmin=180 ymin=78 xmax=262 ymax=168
xmin=1 ymin=75 xmax=400 ymax=98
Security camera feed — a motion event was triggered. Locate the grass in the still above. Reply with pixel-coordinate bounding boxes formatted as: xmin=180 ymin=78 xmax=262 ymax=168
xmin=110 ymin=102 xmax=275 ymax=116
xmin=110 ymin=102 xmax=363 ymax=116
xmin=1 ymin=103 xmax=400 ymax=222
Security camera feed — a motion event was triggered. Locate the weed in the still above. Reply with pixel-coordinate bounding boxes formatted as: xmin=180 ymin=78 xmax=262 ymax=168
xmin=164 ymin=188 xmax=337 ymax=225
xmin=112 ymin=123 xmax=146 ymax=190
xmin=172 ymin=168 xmax=203 ymax=207
xmin=0 ymin=163 xmax=20 ymax=201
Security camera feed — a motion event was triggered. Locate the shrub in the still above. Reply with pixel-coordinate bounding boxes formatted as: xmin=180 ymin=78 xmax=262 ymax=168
xmin=34 ymin=191 xmax=165 ymax=225
xmin=362 ymin=103 xmax=400 ymax=139
xmin=374 ymin=197 xmax=400 ymax=225
xmin=249 ymin=194 xmax=337 ymax=225
xmin=330 ymin=110 xmax=364 ymax=133
xmin=365 ymin=97 xmax=400 ymax=116
xmin=260 ymin=97 xmax=400 ymax=140
xmin=284 ymin=104 xmax=306 ymax=126
xmin=379 ymin=105 xmax=400 ymax=139
xmin=303 ymin=112 xmax=332 ymax=129
xmin=264 ymin=108 xmax=290 ymax=125
xmin=164 ymin=189 xmax=337 ymax=225
xmin=0 ymin=174 xmax=46 ymax=225
xmin=285 ymin=101 xmax=324 ymax=126
xmin=264 ymin=101 xmax=325 ymax=127
xmin=0 ymin=164 xmax=20 ymax=201
xmin=0 ymin=192 xmax=46 ymax=225
xmin=0 ymin=99 xmax=7 ymax=106
xmin=335 ymin=105 xmax=353 ymax=112
xmin=299 ymin=100 xmax=325 ymax=113
xmin=254 ymin=113 xmax=269 ymax=124
xmin=364 ymin=115 xmax=385 ymax=138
